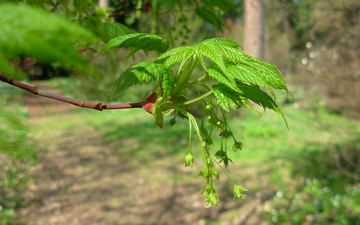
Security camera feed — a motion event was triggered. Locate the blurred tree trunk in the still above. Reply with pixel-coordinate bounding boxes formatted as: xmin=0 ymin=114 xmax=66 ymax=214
xmin=98 ymin=0 xmax=109 ymax=8
xmin=244 ymin=0 xmax=264 ymax=59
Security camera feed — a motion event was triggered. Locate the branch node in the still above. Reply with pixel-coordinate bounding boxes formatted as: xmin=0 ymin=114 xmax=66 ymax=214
xmin=95 ymin=103 xmax=107 ymax=111
xmin=34 ymin=86 xmax=39 ymax=95
xmin=100 ymin=103 xmax=107 ymax=110
xmin=78 ymin=101 xmax=85 ymax=107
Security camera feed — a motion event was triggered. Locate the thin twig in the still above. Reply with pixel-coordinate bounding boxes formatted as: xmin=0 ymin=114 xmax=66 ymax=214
xmin=0 ymin=74 xmax=145 ymax=111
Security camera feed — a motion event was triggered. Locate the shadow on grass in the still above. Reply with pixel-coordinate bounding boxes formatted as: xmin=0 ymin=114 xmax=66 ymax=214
xmin=266 ymin=138 xmax=360 ymax=224
xmin=285 ymin=138 xmax=359 ymax=186
xmin=92 ymin=118 xmax=265 ymax=223
xmin=100 ymin=118 xmax=191 ymax=162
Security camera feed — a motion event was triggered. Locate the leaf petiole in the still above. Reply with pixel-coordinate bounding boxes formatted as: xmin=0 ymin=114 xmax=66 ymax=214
xmin=163 ymin=89 xmax=213 ymax=109
xmin=213 ymin=157 xmax=236 ymax=186
xmin=180 ymin=75 xmax=209 ymax=90
xmin=183 ymin=90 xmax=214 ymax=106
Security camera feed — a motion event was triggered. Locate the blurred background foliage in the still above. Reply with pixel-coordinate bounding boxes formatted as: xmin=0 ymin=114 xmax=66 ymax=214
xmin=1 ymin=0 xmax=360 ymax=224
xmin=0 ymin=84 xmax=35 ymax=224
xmin=47 ymin=0 xmax=360 ymax=120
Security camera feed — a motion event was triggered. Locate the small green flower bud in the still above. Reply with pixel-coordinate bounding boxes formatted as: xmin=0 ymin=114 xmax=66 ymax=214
xmin=205 ymin=103 xmax=213 ymax=111
xmin=216 ymin=120 xmax=224 ymax=129
xmin=233 ymin=185 xmax=247 ymax=199
xmin=206 ymin=116 xmax=217 ymax=126
xmin=205 ymin=193 xmax=220 ymax=207
xmin=214 ymin=149 xmax=226 ymax=159
xmin=199 ymin=165 xmax=209 ymax=178
xmin=201 ymin=141 xmax=207 ymax=147
xmin=184 ymin=152 xmax=194 ymax=167
xmin=219 ymin=130 xmax=232 ymax=139
xmin=212 ymin=169 xmax=219 ymax=180
xmin=200 ymin=126 xmax=208 ymax=137
xmin=204 ymin=137 xmax=213 ymax=146
xmin=232 ymin=141 xmax=243 ymax=151
xmin=169 ymin=117 xmax=176 ymax=126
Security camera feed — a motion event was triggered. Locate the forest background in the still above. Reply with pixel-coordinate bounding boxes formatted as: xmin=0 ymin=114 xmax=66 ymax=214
xmin=0 ymin=0 xmax=359 ymax=224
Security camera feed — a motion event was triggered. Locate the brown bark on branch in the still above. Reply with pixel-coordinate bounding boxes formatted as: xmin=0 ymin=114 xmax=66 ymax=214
xmin=0 ymin=74 xmax=145 ymax=111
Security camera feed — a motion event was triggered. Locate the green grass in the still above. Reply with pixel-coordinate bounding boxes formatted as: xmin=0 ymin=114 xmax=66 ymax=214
xmin=0 ymin=84 xmax=35 ymax=225
xmin=14 ymin=79 xmax=360 ymax=223
xmin=39 ymin=85 xmax=360 ymax=171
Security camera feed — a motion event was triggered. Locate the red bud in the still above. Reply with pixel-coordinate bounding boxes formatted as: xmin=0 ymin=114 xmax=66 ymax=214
xmin=143 ymin=102 xmax=154 ymax=114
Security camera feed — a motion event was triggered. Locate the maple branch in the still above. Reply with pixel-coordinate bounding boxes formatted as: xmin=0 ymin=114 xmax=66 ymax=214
xmin=0 ymin=74 xmax=145 ymax=111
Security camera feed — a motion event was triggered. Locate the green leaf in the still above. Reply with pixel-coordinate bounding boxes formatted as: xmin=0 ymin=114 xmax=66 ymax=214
xmin=213 ymin=82 xmax=287 ymax=127
xmin=100 ymin=22 xmax=134 ymax=43
xmin=225 ymin=62 xmax=275 ymax=97
xmin=0 ymin=106 xmax=36 ymax=162
xmin=153 ymin=105 xmax=164 ymax=128
xmin=201 ymin=38 xmax=241 ymax=48
xmin=156 ymin=38 xmax=235 ymax=73
xmin=200 ymin=39 xmax=288 ymax=94
xmin=159 ymin=71 xmax=174 ymax=105
xmin=195 ymin=42 xmax=228 ymax=74
xmin=196 ymin=7 xmax=228 ymax=31
xmin=0 ymin=4 xmax=99 ymax=77
xmin=153 ymin=37 xmax=289 ymax=123
xmin=210 ymin=44 xmax=247 ymax=62
xmin=214 ymin=46 xmax=288 ymax=92
xmin=99 ymin=33 xmax=169 ymax=57
xmin=236 ymin=82 xmax=276 ymax=110
xmin=236 ymin=82 xmax=288 ymax=126
xmin=155 ymin=46 xmax=194 ymax=68
xmin=0 ymin=52 xmax=19 ymax=78
xmin=207 ymin=65 xmax=238 ymax=93
xmin=113 ymin=61 xmax=167 ymax=97
xmin=213 ymin=84 xmax=246 ymax=111
xmin=0 ymin=110 xmax=27 ymax=130
xmin=248 ymin=59 xmax=288 ymax=91
xmin=175 ymin=58 xmax=197 ymax=88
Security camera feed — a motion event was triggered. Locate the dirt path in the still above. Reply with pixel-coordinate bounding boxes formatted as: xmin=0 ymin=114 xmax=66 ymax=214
xmin=16 ymin=82 xmax=273 ymax=225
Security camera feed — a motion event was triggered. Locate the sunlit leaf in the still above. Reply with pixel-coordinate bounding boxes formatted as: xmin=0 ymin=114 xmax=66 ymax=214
xmin=155 ymin=46 xmax=194 ymax=68
xmin=0 ymin=4 xmax=99 ymax=78
xmin=159 ymin=72 xmax=174 ymax=104
xmin=213 ymin=84 xmax=246 ymax=111
xmin=236 ymin=82 xmax=288 ymax=127
xmin=225 ymin=62 xmax=275 ymax=97
xmin=99 ymin=33 xmax=169 ymax=57
xmin=100 ymin=22 xmax=134 ymax=42
xmin=113 ymin=61 xmax=167 ymax=97
xmin=207 ymin=65 xmax=238 ymax=92
xmin=201 ymin=38 xmax=240 ymax=48
xmin=195 ymin=42 xmax=228 ymax=73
